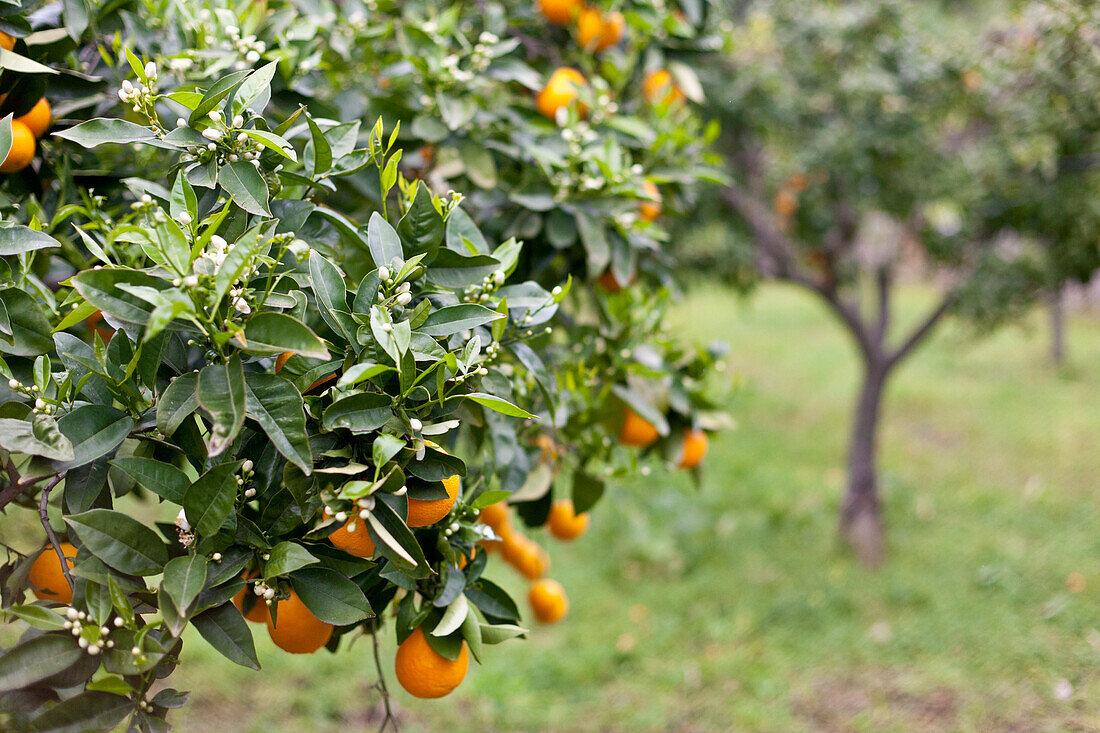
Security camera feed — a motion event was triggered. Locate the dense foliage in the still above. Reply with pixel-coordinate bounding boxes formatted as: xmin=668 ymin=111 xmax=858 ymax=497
xmin=0 ymin=0 xmax=727 ymax=729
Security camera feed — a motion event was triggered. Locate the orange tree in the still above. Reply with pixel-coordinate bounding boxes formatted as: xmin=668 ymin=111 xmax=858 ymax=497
xmin=0 ymin=0 xmax=728 ymax=730
xmin=696 ymin=1 xmax=1049 ymax=565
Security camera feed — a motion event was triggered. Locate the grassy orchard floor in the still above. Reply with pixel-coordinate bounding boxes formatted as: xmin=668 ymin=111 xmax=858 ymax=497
xmin=162 ymin=283 xmax=1100 ymax=732
xmin=0 ymin=282 xmax=1082 ymax=731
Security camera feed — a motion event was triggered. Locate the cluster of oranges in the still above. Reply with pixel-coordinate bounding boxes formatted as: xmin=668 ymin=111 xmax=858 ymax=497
xmin=538 ymin=0 xmax=624 ymax=52
xmin=619 ymin=406 xmax=709 ymax=469
xmin=0 ymin=32 xmax=51 ymax=174
xmin=478 ymin=498 xmax=585 ymax=624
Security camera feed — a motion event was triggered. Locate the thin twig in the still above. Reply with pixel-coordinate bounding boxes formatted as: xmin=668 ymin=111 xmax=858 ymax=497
xmin=370 ymin=616 xmax=398 ymax=733
xmin=38 ymin=472 xmax=72 ymax=591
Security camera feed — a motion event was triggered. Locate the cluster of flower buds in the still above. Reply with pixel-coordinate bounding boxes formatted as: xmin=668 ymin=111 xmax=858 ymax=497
xmin=463 ymin=269 xmax=506 ymax=305
xmin=175 ymin=508 xmax=194 ymax=548
xmin=239 ymin=459 xmax=257 ymax=498
xmin=62 ymin=607 xmax=119 ymax=656
xmin=227 ymin=25 xmax=267 ymax=65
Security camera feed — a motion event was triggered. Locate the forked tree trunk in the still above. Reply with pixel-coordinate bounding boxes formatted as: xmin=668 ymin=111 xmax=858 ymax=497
xmin=840 ymin=361 xmax=888 ymax=568
xmin=1049 ymin=286 xmax=1066 ymax=366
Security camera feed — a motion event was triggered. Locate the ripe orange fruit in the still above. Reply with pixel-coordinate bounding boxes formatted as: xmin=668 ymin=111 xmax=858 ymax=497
xmin=643 ymin=69 xmax=685 ymax=106
xmin=477 ymin=501 xmax=509 ymax=532
xmin=639 ymin=180 xmax=662 ymax=222
xmin=266 ymin=589 xmax=333 ymax=654
xmin=1 ymin=120 xmax=35 ymax=174
xmin=232 ymin=575 xmax=270 ymax=623
xmin=513 ymin=539 xmax=550 ymax=580
xmin=577 ymin=8 xmax=624 ymax=53
xmin=407 ymin=473 xmax=460 ymax=527
xmin=547 ymin=499 xmax=589 ymax=541
xmin=0 ymin=32 xmax=14 ymax=51
xmin=773 ymin=189 xmax=798 ymax=217
xmin=785 ymin=172 xmax=809 ymax=192
xmin=274 ymin=352 xmax=292 ymax=372
xmin=619 ymin=407 xmax=659 ymax=448
xmin=395 ymin=626 xmax=469 ymax=699
xmin=539 ymin=0 xmax=582 ymax=25
xmin=528 ymin=578 xmax=568 ymax=623
xmin=677 ymin=429 xmax=708 ymax=469
xmin=536 ymin=67 xmax=589 ymax=120
xmin=324 ymin=509 xmax=375 ymax=558
xmin=596 ymin=269 xmax=633 ymax=293
xmin=16 ymin=98 xmax=50 ymax=139
xmin=28 ymin=542 xmax=76 ymax=604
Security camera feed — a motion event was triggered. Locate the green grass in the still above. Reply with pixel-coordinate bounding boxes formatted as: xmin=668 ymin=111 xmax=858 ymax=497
xmin=20 ymin=282 xmax=1100 ymax=732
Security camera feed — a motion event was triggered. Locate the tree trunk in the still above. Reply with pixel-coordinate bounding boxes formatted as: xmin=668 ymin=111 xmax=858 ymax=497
xmin=1049 ymin=286 xmax=1066 ymax=366
xmin=840 ymin=362 xmax=888 ymax=568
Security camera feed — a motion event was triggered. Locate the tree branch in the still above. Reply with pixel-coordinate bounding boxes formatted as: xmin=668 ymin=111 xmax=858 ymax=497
xmin=885 ymin=292 xmax=956 ymax=371
xmin=370 ymin=616 xmax=398 ymax=732
xmin=39 ymin=472 xmax=73 ymax=592
xmin=873 ymin=268 xmax=892 ymax=346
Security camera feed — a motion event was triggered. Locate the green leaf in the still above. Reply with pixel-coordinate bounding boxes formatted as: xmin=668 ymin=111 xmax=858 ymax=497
xmin=397 ymin=184 xmax=444 ymax=263
xmin=236 ymin=61 xmax=278 ymax=110
xmin=162 ymin=554 xmax=208 ymax=615
xmin=0 ymin=415 xmax=73 ymax=461
xmin=240 ymin=313 xmax=329 ymax=359
xmin=52 ymin=118 xmax=155 ymax=147
xmin=308 ymin=251 xmax=352 ymax=340
xmin=1 ymin=604 xmax=67 ymax=631
xmin=191 ymin=601 xmax=260 ymax=670
xmin=367 ymin=499 xmax=431 ymax=577
xmin=479 ymin=623 xmax=528 ymax=644
xmin=366 ymin=212 xmax=403 ymax=267
xmin=157 ymin=372 xmax=199 ymax=435
xmin=65 ymin=509 xmax=169 ymax=575
xmin=432 ymin=594 xmax=469 ymax=637
xmin=189 ymin=69 xmax=251 ymax=124
xmin=243 ymin=373 xmax=312 ymax=474
xmin=244 ymin=129 xmax=297 ymax=162
xmin=109 ymin=456 xmax=189 ymax=504
xmin=572 ymin=468 xmax=605 ymax=514
xmin=262 ymin=541 xmax=318 ymax=578
xmin=0 ymin=225 xmax=60 ymax=256
xmin=0 ymin=287 xmax=52 ymax=356
xmin=336 ymin=362 xmax=394 ymax=389
xmin=220 ymin=160 xmax=271 ymax=216
xmin=70 ymin=268 xmax=170 ymax=326
xmin=55 ymin=405 xmax=132 ymax=470
xmin=28 ymin=691 xmax=131 ymax=733
xmin=372 ymin=433 xmax=405 ymax=468
xmin=419 ymin=304 xmax=505 ymax=337
xmin=196 ymin=356 xmax=246 ymax=457
xmin=461 ymin=392 xmax=537 ymax=419
xmin=184 ymin=462 xmax=240 ymax=538
xmin=305 ymin=115 xmax=332 ymax=176
xmin=445 ymin=206 xmax=489 ymax=254
xmin=0 ymin=635 xmax=82 ymax=693
xmin=212 ymin=223 xmax=269 ymax=308
xmin=424 ymin=250 xmax=500 ymax=288
xmin=289 ymin=566 xmax=372 ymax=625
xmin=322 ymin=392 xmax=392 ymax=434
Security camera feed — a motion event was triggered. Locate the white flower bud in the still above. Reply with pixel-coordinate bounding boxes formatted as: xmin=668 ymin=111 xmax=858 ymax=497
xmin=34 ymin=398 xmax=45 ymax=410
xmin=237 ymin=132 xmax=248 ymax=143
xmin=381 ymin=322 xmax=392 ymax=332
xmin=233 ymin=114 xmax=245 ymax=127
xmin=246 ymin=50 xmax=260 ymax=63
xmin=178 ymin=212 xmax=192 ymax=225
xmin=145 ymin=61 xmax=157 ymax=80
xmin=212 ymin=552 xmax=222 ymax=561
xmin=210 ymin=235 xmax=227 ymax=250
xmin=141 ymin=194 xmax=152 ymax=204
xmin=113 ymin=617 xmax=124 ymax=627
xmin=335 ymin=511 xmax=347 ymax=522
xmin=7 ymin=379 xmax=18 ymax=389
xmin=176 ymin=118 xmax=187 ymax=128
xmin=377 ymin=266 xmax=389 ymax=281
xmin=396 ymin=292 xmax=412 ymax=306
xmin=208 ymin=110 xmax=221 ymax=123
xmin=242 ymin=459 xmax=254 ymax=472
xmin=409 ymin=418 xmax=423 ymax=432
xmin=202 ymin=127 xmax=222 ymax=141
xmin=121 ymin=80 xmax=134 ymax=94
xmin=66 ymin=608 xmax=79 ymax=620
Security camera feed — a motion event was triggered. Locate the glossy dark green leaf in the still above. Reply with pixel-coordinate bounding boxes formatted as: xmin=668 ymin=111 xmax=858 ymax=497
xmin=0 ymin=226 xmax=60 ymax=256
xmin=262 ymin=541 xmax=318 ymax=578
xmin=191 ymin=601 xmax=260 ymax=670
xmin=0 ymin=635 xmax=82 ymax=692
xmin=65 ymin=509 xmax=169 ymax=576
xmin=109 ymin=456 xmax=189 ymax=504
xmin=0 ymin=415 xmax=73 ymax=461
xmin=70 ymin=268 xmax=169 ymax=326
xmin=243 ymin=373 xmax=312 ymax=473
xmin=419 ymin=304 xmax=504 ymax=337
xmin=240 ymin=312 xmax=329 ymax=360
xmin=162 ymin=554 xmax=208 ymax=615
xmin=55 ymin=406 xmax=132 ymax=470
xmin=220 ymin=160 xmax=271 ymax=216
xmin=0 ymin=288 xmax=52 ymax=356
xmin=184 ymin=462 xmax=240 ymax=538
xmin=188 ymin=69 xmax=251 ymax=123
xmin=157 ymin=372 xmax=199 ymax=435
xmin=397 ymin=185 xmax=444 ymax=263
xmin=28 ymin=690 xmax=131 ymax=733
xmin=53 ymin=118 xmax=157 ymax=147
xmin=322 ymin=392 xmax=392 ymax=434
xmin=196 ymin=357 xmax=246 ymax=457
xmin=288 ymin=566 xmax=372 ymax=625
